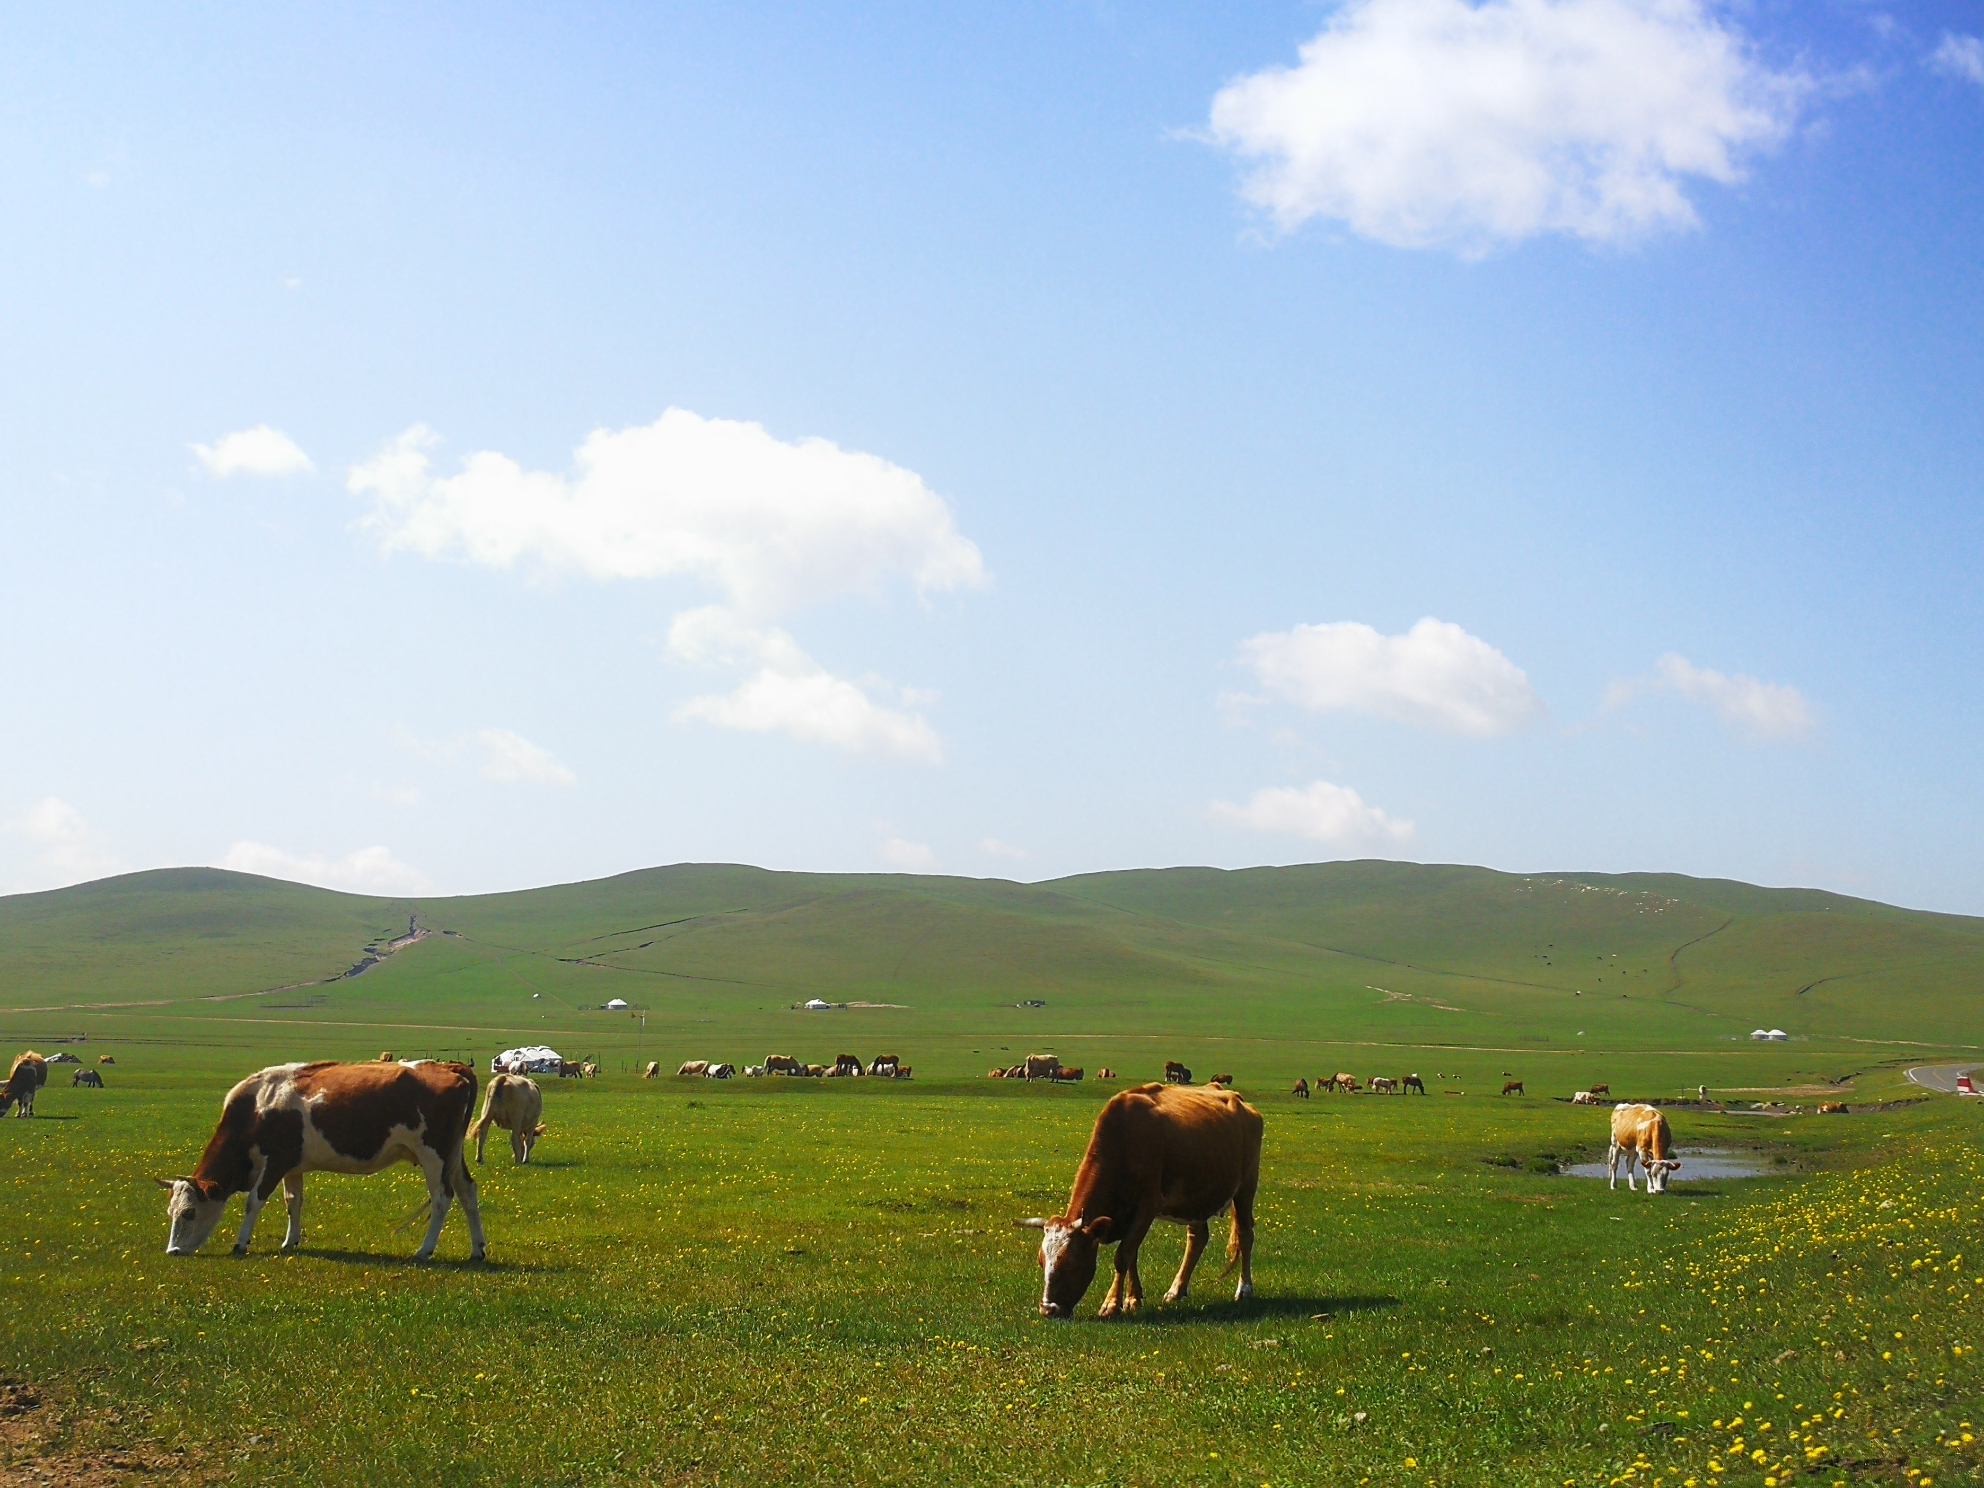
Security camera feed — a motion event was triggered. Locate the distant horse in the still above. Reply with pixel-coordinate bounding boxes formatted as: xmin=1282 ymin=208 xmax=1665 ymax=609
xmin=1291 ymin=1078 xmax=1310 ymax=1099
xmin=1402 ymin=1073 xmax=1425 ymax=1095
xmin=1501 ymin=1080 xmax=1525 ymax=1096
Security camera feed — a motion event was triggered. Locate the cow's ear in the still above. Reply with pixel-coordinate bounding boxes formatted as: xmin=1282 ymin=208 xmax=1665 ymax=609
xmin=1082 ymin=1216 xmax=1113 ymax=1241
xmin=1013 ymin=1218 xmax=1046 ymax=1230
xmin=193 ymin=1179 xmax=225 ymax=1201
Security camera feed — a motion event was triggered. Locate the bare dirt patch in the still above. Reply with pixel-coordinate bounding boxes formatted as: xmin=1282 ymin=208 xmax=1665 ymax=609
xmin=0 ymin=1377 xmax=215 ymax=1486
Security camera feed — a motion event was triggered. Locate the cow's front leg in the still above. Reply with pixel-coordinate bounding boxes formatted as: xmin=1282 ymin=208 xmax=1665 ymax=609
xmin=1164 ymin=1221 xmax=1210 ymax=1303
xmin=233 ymin=1158 xmax=269 ymax=1256
xmin=280 ymin=1173 xmax=305 ymax=1251
xmin=1607 ymin=1140 xmax=1621 ymax=1191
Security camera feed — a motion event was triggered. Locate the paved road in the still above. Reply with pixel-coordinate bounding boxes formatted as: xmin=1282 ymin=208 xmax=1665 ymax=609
xmin=1905 ymin=1063 xmax=1982 ymax=1093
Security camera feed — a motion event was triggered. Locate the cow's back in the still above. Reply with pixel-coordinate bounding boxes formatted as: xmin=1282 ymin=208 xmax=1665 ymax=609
xmin=1083 ymin=1084 xmax=1260 ymax=1219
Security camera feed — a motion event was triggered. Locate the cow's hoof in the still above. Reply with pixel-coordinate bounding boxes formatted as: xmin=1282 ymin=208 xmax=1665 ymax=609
xmin=1234 ymin=1281 xmax=1254 ymax=1301
xmin=1163 ymin=1288 xmax=1185 ymax=1304
xmin=231 ymin=1245 xmax=249 ymax=1258
xmin=470 ymin=1249 xmax=487 ymax=1263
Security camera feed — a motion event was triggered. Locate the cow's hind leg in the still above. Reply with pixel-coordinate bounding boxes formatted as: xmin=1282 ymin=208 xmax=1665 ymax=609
xmin=450 ymin=1144 xmax=487 ymax=1261
xmin=1230 ymin=1191 xmax=1257 ymax=1302
xmin=1164 ymin=1220 xmax=1210 ymax=1304
xmin=414 ymin=1150 xmax=453 ymax=1260
xmin=280 ymin=1172 xmax=305 ymax=1252
xmin=511 ymin=1125 xmax=526 ymax=1165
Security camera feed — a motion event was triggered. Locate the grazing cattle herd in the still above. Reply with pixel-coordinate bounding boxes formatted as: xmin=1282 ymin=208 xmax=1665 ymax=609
xmin=0 ymin=1035 xmax=1860 ymax=1316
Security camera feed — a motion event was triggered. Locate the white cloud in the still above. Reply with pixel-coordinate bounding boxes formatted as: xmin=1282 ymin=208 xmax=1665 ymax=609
xmin=5 ymin=796 xmax=126 ymax=886
xmin=370 ymin=784 xmax=423 ymax=807
xmin=1208 ymin=0 xmax=1803 ymax=252
xmin=347 ymin=411 xmax=987 ymax=616
xmin=193 ymin=425 xmax=315 ymax=478
xmin=220 ymin=842 xmax=432 ymax=895
xmin=979 ymin=837 xmax=1029 ymax=860
xmin=1932 ymin=33 xmax=1984 ymax=88
xmin=1604 ymin=653 xmax=1814 ymax=741
xmin=669 ymin=607 xmax=943 ymax=764
xmin=1238 ymin=617 xmax=1544 ymax=736
xmin=476 ymin=729 xmax=576 ymax=786
xmin=878 ymin=837 xmax=939 ymax=872
xmin=1211 ymin=780 xmax=1418 ymax=849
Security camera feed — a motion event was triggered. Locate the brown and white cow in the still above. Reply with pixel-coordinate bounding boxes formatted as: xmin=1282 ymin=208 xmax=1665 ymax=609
xmin=1608 ymin=1102 xmax=1680 ymax=1195
xmin=1571 ymin=1090 xmax=1600 ymax=1105
xmin=643 ymin=1061 xmax=660 ymax=1078
xmin=468 ymin=1072 xmax=545 ymax=1165
xmin=1016 ymin=1082 xmax=1262 ymax=1319
xmin=1332 ymin=1073 xmax=1359 ymax=1094
xmin=1 ymin=1053 xmax=47 ymax=1117
xmin=1369 ymin=1076 xmax=1397 ymax=1095
xmin=677 ymin=1061 xmax=710 ymax=1077
xmin=1096 ymin=1068 xmax=1116 ymax=1080
xmin=157 ymin=1060 xmax=484 ymax=1260
xmin=832 ymin=1054 xmax=864 ymax=1077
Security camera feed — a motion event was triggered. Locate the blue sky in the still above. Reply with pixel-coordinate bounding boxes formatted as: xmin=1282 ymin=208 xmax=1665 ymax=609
xmin=2 ymin=1 xmax=1981 ymax=911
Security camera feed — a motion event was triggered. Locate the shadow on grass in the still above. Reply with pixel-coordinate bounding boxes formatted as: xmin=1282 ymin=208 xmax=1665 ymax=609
xmin=287 ymin=1249 xmax=569 ymax=1274
xmin=15 ymin=1114 xmax=80 ymax=1121
xmin=1117 ymin=1293 xmax=1399 ymax=1327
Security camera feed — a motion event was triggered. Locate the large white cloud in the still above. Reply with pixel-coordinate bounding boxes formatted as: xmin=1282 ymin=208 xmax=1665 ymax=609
xmin=1605 ymin=653 xmax=1814 ymax=741
xmin=221 ymin=841 xmax=433 ymax=895
xmin=1933 ymin=33 xmax=1984 ymax=88
xmin=476 ymin=729 xmax=575 ymax=786
xmin=1212 ymin=779 xmax=1417 ymax=849
xmin=1238 ymin=617 xmax=1544 ymax=736
xmin=668 ymin=607 xmax=943 ymax=764
xmin=1208 ymin=0 xmax=1802 ymax=252
xmin=348 ymin=411 xmax=987 ymax=616
xmin=193 ymin=425 xmax=315 ymax=477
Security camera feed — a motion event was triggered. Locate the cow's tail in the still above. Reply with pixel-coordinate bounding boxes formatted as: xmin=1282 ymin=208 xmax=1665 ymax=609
xmin=1219 ymin=1201 xmax=1243 ymax=1277
xmin=532 ymin=1124 xmax=547 ymax=1137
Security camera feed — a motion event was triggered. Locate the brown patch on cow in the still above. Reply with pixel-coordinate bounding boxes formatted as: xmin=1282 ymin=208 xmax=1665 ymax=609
xmin=251 ymin=1107 xmax=306 ymax=1200
xmin=293 ymin=1062 xmax=473 ymax=1170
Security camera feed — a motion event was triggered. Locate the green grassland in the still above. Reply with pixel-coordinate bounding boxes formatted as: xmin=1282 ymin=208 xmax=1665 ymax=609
xmin=1 ymin=861 xmax=1981 ymax=1486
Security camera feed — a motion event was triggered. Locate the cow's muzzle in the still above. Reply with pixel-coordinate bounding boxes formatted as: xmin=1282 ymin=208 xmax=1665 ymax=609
xmin=1039 ymin=1302 xmax=1071 ymax=1319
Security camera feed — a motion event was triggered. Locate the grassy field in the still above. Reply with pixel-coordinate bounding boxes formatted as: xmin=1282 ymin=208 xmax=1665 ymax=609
xmin=1 ymin=862 xmax=1980 ymax=1485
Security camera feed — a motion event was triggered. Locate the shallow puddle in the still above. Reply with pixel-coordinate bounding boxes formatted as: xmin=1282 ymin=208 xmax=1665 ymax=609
xmin=1560 ymin=1147 xmax=1779 ymax=1181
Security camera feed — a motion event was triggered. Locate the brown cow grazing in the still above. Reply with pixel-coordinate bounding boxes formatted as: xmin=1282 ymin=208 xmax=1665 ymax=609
xmin=99 ymin=1055 xmax=116 ymax=1065
xmin=1291 ymin=1078 xmax=1310 ymax=1099
xmin=157 ymin=1061 xmax=484 ymax=1260
xmin=1206 ymin=1074 xmax=1234 ymax=1089
xmin=468 ymin=1073 xmax=546 ymax=1165
xmin=765 ymin=1055 xmax=803 ymax=1076
xmin=1050 ymin=1066 xmax=1086 ymax=1083
xmin=1818 ymin=1101 xmax=1847 ymax=1114
xmin=1017 ymin=1083 xmax=1262 ymax=1319
xmin=73 ymin=1067 xmax=104 ymax=1088
xmin=1402 ymin=1073 xmax=1426 ymax=1095
xmin=1333 ymin=1073 xmax=1359 ymax=1094
xmin=1501 ymin=1080 xmax=1524 ymax=1096
xmin=1608 ymin=1102 xmax=1680 ymax=1195
xmin=1 ymin=1053 xmax=47 ymax=1117
xmin=1586 ymin=1082 xmax=1609 ymax=1097
xmin=643 ymin=1061 xmax=660 ymax=1079
xmin=1163 ymin=1061 xmax=1192 ymax=1086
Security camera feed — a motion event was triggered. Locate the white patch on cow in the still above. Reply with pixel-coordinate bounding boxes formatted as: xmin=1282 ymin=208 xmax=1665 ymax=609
xmin=1038 ymin=1222 xmax=1073 ymax=1311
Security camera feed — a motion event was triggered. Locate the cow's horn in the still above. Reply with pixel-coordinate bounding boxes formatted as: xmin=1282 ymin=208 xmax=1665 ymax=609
xmin=1013 ymin=1218 xmax=1046 ymax=1229
xmin=151 ymin=1176 xmax=178 ymax=1189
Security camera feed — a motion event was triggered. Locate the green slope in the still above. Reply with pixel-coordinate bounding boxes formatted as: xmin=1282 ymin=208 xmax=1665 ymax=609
xmin=1 ymin=861 xmax=1978 ymax=1073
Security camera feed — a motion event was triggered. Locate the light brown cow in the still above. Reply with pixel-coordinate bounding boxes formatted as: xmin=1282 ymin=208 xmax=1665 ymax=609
xmin=1332 ymin=1073 xmax=1359 ymax=1094
xmin=99 ymin=1055 xmax=116 ymax=1065
xmin=677 ymin=1060 xmax=710 ymax=1077
xmin=1017 ymin=1083 xmax=1261 ymax=1319
xmin=1206 ymin=1074 xmax=1234 ymax=1089
xmin=643 ymin=1061 xmax=660 ymax=1078
xmin=1608 ymin=1102 xmax=1680 ymax=1195
xmin=158 ymin=1060 xmax=484 ymax=1260
xmin=1818 ymin=1101 xmax=1848 ymax=1114
xmin=468 ymin=1073 xmax=546 ymax=1165
xmin=765 ymin=1055 xmax=803 ymax=1076
xmin=378 ymin=1051 xmax=395 ymax=1062
xmin=1 ymin=1053 xmax=47 ymax=1117
xmin=1023 ymin=1054 xmax=1062 ymax=1082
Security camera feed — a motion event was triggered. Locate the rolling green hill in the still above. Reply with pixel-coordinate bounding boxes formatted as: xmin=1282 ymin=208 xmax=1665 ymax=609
xmin=0 ymin=860 xmax=1978 ymax=1084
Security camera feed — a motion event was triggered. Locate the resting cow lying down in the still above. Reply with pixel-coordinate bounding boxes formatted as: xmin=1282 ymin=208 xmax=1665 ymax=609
xmin=158 ymin=1060 xmax=485 ymax=1261
xmin=1018 ymin=1082 xmax=1261 ymax=1319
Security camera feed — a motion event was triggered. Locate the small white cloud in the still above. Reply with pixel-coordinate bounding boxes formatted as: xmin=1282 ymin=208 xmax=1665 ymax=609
xmin=1211 ymin=779 xmax=1417 ymax=849
xmin=878 ymin=837 xmax=939 ymax=872
xmin=192 ymin=425 xmax=315 ymax=478
xmin=347 ymin=410 xmax=987 ymax=617
xmin=1238 ymin=617 xmax=1544 ymax=737
xmin=370 ymin=784 xmax=422 ymax=807
xmin=1603 ymin=653 xmax=1814 ymax=741
xmin=670 ymin=607 xmax=943 ymax=764
xmin=979 ymin=837 xmax=1028 ymax=860
xmin=5 ymin=796 xmax=125 ymax=886
xmin=1932 ymin=33 xmax=1984 ymax=87
xmin=220 ymin=841 xmax=432 ymax=895
xmin=476 ymin=729 xmax=575 ymax=786
xmin=1208 ymin=0 xmax=1804 ymax=252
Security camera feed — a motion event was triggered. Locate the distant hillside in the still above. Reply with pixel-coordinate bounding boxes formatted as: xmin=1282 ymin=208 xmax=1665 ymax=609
xmin=2 ymin=860 xmax=1979 ymax=1050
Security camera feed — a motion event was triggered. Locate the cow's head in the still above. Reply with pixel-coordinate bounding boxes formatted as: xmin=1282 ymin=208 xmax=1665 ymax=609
xmin=1644 ymin=1158 xmax=1681 ymax=1194
xmin=155 ymin=1176 xmax=227 ymax=1255
xmin=1016 ymin=1215 xmax=1111 ymax=1317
